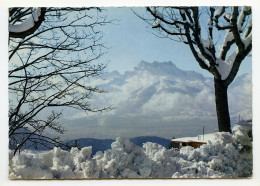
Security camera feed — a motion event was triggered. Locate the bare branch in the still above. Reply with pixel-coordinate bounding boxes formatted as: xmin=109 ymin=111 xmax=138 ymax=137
xmin=9 ymin=7 xmax=112 ymax=153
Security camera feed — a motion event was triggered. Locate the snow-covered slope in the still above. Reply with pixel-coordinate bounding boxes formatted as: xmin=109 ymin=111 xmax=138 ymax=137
xmin=62 ymin=61 xmax=252 ymax=139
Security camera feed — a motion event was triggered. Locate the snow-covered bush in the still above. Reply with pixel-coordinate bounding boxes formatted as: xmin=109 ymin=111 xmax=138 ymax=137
xmin=9 ymin=127 xmax=252 ymax=179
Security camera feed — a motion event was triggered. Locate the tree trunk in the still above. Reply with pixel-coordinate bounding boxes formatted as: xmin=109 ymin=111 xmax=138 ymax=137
xmin=214 ymin=78 xmax=231 ymax=133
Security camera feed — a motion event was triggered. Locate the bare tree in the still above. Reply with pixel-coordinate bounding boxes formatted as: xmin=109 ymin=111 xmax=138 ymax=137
xmin=9 ymin=7 xmax=112 ymax=154
xmin=136 ymin=6 xmax=252 ymax=133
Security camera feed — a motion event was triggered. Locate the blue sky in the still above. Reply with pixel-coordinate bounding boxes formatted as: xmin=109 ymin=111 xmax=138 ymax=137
xmin=100 ymin=7 xmax=251 ymax=77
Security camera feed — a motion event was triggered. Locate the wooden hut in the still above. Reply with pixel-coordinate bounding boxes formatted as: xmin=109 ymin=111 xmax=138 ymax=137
xmin=171 ymin=133 xmax=215 ymax=150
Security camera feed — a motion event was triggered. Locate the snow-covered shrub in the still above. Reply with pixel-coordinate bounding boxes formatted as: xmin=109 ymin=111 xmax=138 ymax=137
xmin=9 ymin=127 xmax=252 ymax=179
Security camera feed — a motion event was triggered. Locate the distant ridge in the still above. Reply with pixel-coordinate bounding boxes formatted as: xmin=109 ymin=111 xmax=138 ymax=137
xmin=15 ymin=136 xmax=172 ymax=154
xmin=66 ymin=138 xmax=115 ymax=154
xmin=67 ymin=136 xmax=171 ymax=154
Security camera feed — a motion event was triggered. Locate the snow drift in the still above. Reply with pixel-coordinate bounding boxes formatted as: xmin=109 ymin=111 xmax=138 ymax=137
xmin=9 ymin=126 xmax=252 ymax=179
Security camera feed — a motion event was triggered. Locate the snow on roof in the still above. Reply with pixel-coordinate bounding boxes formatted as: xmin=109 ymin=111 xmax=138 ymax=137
xmin=172 ymin=133 xmax=217 ymax=143
xmin=235 ymin=120 xmax=252 ymax=126
xmin=173 ymin=120 xmax=252 ymax=144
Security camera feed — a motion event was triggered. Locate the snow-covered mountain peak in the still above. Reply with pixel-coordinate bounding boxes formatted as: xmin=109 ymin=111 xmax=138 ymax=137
xmin=63 ymin=60 xmax=251 ymax=140
xmin=134 ymin=61 xmax=179 ymax=74
xmin=132 ymin=61 xmax=206 ymax=82
xmin=136 ymin=61 xmax=176 ymax=69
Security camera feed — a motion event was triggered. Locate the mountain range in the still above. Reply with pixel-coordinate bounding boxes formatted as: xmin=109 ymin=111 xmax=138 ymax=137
xmin=62 ymin=61 xmax=252 ymax=139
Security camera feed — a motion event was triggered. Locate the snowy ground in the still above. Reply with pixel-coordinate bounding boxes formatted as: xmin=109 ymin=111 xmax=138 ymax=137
xmin=9 ymin=125 xmax=252 ymax=179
